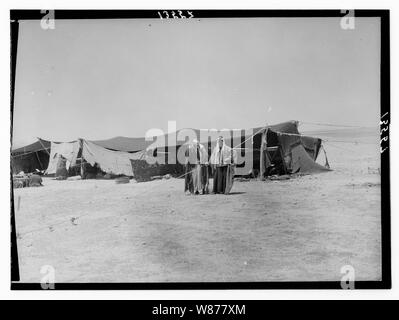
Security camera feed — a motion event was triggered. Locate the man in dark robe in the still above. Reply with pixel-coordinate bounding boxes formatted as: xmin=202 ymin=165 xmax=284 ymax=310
xmin=210 ymin=136 xmax=237 ymax=194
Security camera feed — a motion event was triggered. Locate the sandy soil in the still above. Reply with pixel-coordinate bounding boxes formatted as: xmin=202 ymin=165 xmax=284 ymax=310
xmin=14 ymin=129 xmax=381 ymax=282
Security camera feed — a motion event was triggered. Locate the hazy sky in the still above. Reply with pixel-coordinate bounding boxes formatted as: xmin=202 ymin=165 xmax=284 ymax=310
xmin=13 ymin=17 xmax=380 ymax=148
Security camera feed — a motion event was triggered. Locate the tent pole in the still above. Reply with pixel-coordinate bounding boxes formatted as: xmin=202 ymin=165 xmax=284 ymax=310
xmin=79 ymin=139 xmax=84 ymax=178
xmin=321 ymin=145 xmax=330 ymax=169
xmin=80 ymin=158 xmax=84 ymax=178
xmin=259 ymin=129 xmax=267 ymax=179
xmin=37 ymin=138 xmax=50 ymax=156
xmin=35 ymin=151 xmax=44 ymax=170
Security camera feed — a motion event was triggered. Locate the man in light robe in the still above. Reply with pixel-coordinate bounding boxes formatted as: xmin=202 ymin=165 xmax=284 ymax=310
xmin=210 ymin=136 xmax=238 ymax=194
xmin=184 ymin=139 xmax=209 ymax=195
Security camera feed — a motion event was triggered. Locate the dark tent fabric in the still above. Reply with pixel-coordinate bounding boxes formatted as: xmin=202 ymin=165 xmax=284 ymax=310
xmin=132 ymin=120 xmax=326 ymax=179
xmin=300 ymin=136 xmax=322 ymax=161
xmin=267 ymin=121 xmax=300 ymax=135
xmin=143 ymin=122 xmax=298 ymax=151
xmin=10 ymin=122 xmax=299 ymax=156
xmin=11 ymin=150 xmax=49 ymax=174
xmin=91 ymin=136 xmax=149 ymax=153
xmin=11 ymin=139 xmax=50 ymax=155
xmin=259 ymin=123 xmax=329 ymax=176
xmin=130 ymin=159 xmax=185 ymax=182
xmin=91 ymin=129 xmax=229 ymax=153
xmin=269 ymin=131 xmax=322 ymax=161
xmin=88 ymin=121 xmax=299 ymax=155
xmin=141 ymin=127 xmax=262 ymax=177
xmin=290 ymin=145 xmax=330 ymax=173
xmin=10 ymin=121 xmax=328 ymax=178
xmin=144 ymin=128 xmax=247 ymax=151
xmin=11 ymin=139 xmax=51 ymax=174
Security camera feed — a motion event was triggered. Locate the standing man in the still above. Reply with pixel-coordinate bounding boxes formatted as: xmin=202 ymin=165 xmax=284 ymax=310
xmin=184 ymin=139 xmax=209 ymax=195
xmin=210 ymin=136 xmax=237 ymax=194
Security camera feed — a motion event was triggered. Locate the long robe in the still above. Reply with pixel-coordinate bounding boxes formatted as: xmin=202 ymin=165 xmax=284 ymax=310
xmin=212 ymin=165 xmax=227 ymax=194
xmin=210 ymin=143 xmax=237 ymax=194
xmin=224 ymin=165 xmax=235 ymax=194
xmin=184 ymin=163 xmax=195 ymax=193
xmin=192 ymin=164 xmax=209 ymax=194
xmin=184 ymin=143 xmax=209 ymax=194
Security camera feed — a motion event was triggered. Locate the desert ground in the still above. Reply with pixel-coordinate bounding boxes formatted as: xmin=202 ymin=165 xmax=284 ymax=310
xmin=14 ymin=128 xmax=382 ymax=282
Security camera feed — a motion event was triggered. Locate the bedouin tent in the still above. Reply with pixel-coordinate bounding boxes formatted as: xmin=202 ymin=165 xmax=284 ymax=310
xmin=259 ymin=122 xmax=330 ymax=176
xmin=12 ymin=137 xmax=145 ymax=177
xmin=11 ymin=139 xmax=51 ymax=174
xmin=133 ymin=127 xmax=256 ymax=180
xmin=133 ymin=121 xmax=330 ymax=180
xmin=11 ymin=121 xmax=330 ymax=179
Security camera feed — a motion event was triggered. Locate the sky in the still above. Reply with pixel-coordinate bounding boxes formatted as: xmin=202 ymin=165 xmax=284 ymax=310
xmin=12 ymin=17 xmax=380 ymax=148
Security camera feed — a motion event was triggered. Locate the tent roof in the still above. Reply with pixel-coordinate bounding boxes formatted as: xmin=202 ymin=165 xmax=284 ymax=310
xmin=91 ymin=136 xmax=149 ymax=153
xmin=267 ymin=120 xmax=299 ymax=134
xmin=11 ymin=121 xmax=302 ymax=154
xmin=143 ymin=121 xmax=300 ymax=150
xmin=11 ymin=139 xmax=51 ymax=155
xmin=90 ymin=128 xmax=252 ymax=152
